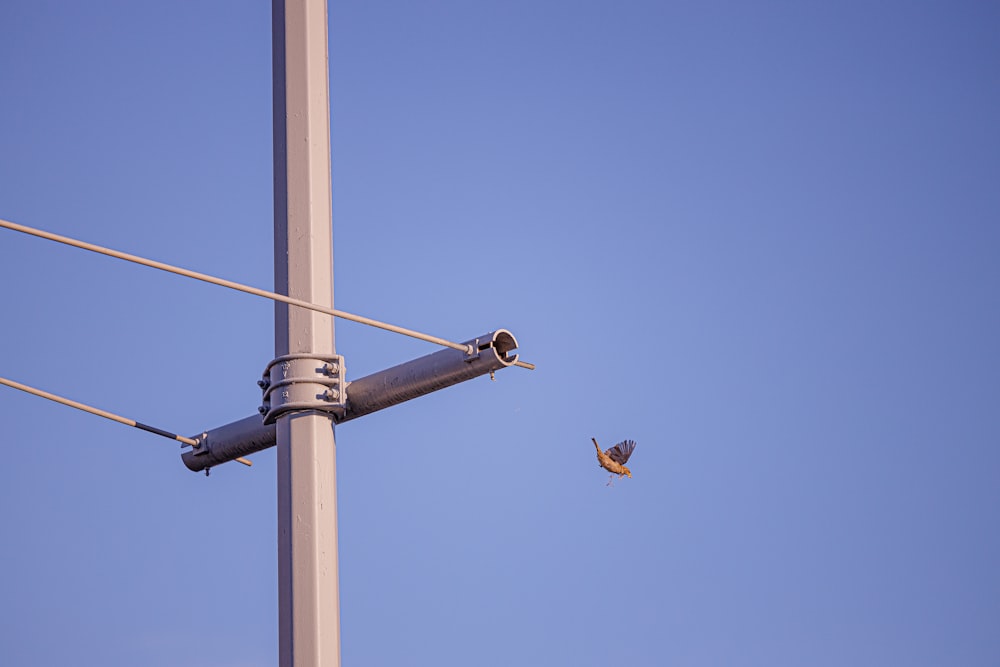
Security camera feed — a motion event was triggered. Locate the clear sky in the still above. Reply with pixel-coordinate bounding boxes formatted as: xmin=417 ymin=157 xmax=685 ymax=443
xmin=1 ymin=1 xmax=998 ymax=665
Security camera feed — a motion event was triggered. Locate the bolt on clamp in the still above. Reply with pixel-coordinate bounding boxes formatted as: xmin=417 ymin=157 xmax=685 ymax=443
xmin=258 ymin=353 xmax=347 ymax=424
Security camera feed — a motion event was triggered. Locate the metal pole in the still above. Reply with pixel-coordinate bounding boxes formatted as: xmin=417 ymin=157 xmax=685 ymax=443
xmin=273 ymin=0 xmax=340 ymax=665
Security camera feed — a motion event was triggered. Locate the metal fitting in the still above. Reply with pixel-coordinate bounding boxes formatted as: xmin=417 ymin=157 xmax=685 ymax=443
xmin=258 ymin=353 xmax=347 ymax=424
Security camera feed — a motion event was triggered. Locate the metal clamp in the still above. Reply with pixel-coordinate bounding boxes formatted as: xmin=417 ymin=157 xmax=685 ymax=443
xmin=258 ymin=353 xmax=347 ymax=424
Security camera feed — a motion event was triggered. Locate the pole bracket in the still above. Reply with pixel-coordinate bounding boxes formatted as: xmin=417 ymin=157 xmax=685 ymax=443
xmin=258 ymin=353 xmax=346 ymax=424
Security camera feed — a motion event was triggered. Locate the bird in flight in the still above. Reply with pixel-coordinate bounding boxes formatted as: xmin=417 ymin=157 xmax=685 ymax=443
xmin=593 ymin=437 xmax=636 ymax=485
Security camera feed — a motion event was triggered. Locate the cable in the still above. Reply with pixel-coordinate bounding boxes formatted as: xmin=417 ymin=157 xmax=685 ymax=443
xmin=0 ymin=218 xmax=536 ymax=370
xmin=0 ymin=376 xmax=252 ymax=467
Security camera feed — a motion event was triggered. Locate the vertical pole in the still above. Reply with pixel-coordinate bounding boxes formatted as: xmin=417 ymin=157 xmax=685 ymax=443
xmin=273 ymin=1 xmax=340 ymax=666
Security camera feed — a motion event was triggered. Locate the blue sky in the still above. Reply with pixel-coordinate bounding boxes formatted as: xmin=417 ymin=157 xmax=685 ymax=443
xmin=2 ymin=1 xmax=999 ymax=665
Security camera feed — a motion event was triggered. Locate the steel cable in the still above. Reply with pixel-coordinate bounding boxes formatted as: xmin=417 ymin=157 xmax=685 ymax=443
xmin=0 ymin=218 xmax=536 ymax=370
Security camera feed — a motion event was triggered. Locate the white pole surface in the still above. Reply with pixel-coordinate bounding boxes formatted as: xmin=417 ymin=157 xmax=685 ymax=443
xmin=273 ymin=1 xmax=341 ymax=665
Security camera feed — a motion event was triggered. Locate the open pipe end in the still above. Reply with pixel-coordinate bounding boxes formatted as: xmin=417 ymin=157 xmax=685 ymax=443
xmin=478 ymin=329 xmax=520 ymax=367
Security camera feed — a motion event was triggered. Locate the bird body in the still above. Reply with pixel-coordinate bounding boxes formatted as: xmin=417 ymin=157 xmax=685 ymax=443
xmin=593 ymin=437 xmax=636 ymax=479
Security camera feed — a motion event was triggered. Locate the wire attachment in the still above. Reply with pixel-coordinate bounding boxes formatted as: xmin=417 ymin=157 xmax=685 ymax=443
xmin=0 ymin=375 xmax=251 ymax=467
xmin=259 ymin=354 xmax=347 ymax=424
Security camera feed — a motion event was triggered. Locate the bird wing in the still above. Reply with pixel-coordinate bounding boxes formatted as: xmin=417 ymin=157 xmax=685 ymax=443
xmin=607 ymin=439 xmax=636 ymax=464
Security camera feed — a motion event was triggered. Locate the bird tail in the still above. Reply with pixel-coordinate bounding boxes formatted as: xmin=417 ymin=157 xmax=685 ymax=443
xmin=592 ymin=438 xmax=601 ymax=453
